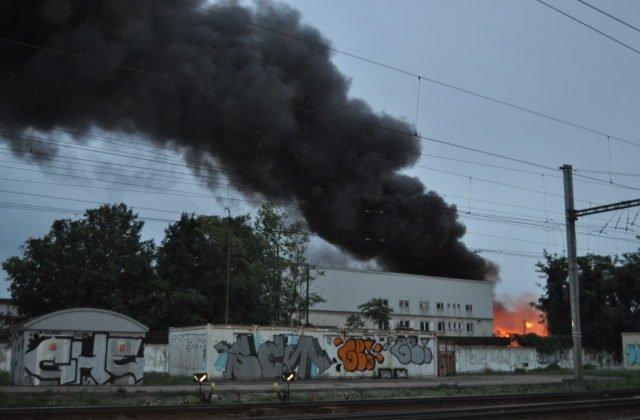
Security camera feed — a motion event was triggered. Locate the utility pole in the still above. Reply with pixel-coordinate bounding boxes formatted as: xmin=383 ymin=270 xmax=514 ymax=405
xmin=224 ymin=207 xmax=231 ymax=325
xmin=561 ymin=164 xmax=583 ymax=386
xmin=305 ymin=266 xmax=310 ymax=327
xmin=561 ymin=164 xmax=640 ymax=388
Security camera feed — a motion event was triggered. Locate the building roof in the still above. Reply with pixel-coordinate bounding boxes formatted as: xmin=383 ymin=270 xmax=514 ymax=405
xmin=315 ymin=265 xmax=489 ymax=283
xmin=11 ymin=308 xmax=148 ymax=333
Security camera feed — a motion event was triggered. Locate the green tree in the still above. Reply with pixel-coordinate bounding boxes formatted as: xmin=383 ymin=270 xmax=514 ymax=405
xmin=254 ymin=202 xmax=288 ymax=325
xmin=155 ymin=213 xmax=267 ymax=328
xmin=358 ymin=298 xmax=393 ymax=330
xmin=3 ymin=204 xmax=158 ymax=328
xmin=535 ymin=251 xmax=640 ymax=356
xmin=534 ymin=252 xmax=570 ymax=336
xmin=280 ymin=227 xmax=325 ymax=326
xmin=253 ymin=202 xmax=325 ymax=326
xmin=345 ymin=313 xmax=366 ymax=329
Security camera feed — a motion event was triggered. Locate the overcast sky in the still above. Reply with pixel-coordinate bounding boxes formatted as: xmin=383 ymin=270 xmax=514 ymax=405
xmin=1 ymin=0 xmax=640 ymax=304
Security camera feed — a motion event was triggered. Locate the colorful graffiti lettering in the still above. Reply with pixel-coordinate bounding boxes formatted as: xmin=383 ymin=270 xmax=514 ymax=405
xmin=22 ymin=332 xmax=144 ymax=385
xmin=626 ymin=344 xmax=640 ymax=365
xmin=333 ymin=337 xmax=384 ymax=372
xmin=386 ymin=336 xmax=433 ymax=365
xmin=214 ymin=334 xmax=332 ymax=380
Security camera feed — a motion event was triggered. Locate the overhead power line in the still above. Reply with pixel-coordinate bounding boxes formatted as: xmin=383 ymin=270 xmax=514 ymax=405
xmin=4 ymin=30 xmax=639 ymax=197
xmin=537 ymin=0 xmax=640 ymax=56
xmin=0 ymin=25 xmax=633 ymax=179
xmin=175 ymin=0 xmax=640 ymax=150
xmin=577 ymin=0 xmax=640 ymax=34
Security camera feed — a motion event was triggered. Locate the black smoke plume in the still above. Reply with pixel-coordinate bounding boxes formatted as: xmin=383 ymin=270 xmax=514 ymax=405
xmin=0 ymin=0 xmax=498 ymax=280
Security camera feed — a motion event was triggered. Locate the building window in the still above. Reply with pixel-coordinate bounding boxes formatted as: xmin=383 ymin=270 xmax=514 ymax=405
xmin=382 ymin=299 xmax=389 ymax=306
xmin=466 ymin=323 xmax=474 ymax=333
xmin=420 ymin=321 xmax=431 ymax=331
xmin=437 ymin=321 xmax=445 ymax=333
xmin=419 ymin=301 xmax=429 ymax=312
xmin=465 ymin=304 xmax=473 ymax=312
xmin=436 ymin=302 xmax=444 ymax=311
xmin=458 ymin=322 xmax=462 ymax=330
xmin=399 ymin=299 xmax=410 ymax=308
xmin=398 ymin=320 xmax=411 ymax=328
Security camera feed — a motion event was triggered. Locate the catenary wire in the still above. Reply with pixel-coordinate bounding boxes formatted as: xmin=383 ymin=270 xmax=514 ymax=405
xmin=175 ymin=0 xmax=640 ymax=151
xmin=576 ymin=0 xmax=640 ymax=34
xmin=537 ymin=0 xmax=640 ymax=56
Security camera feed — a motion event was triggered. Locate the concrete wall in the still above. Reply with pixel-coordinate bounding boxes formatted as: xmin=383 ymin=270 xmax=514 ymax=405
xmin=1 ymin=343 xmax=168 ymax=375
xmin=622 ymin=333 xmax=640 ymax=369
xmin=2 ymin=340 xmax=623 ymax=377
xmin=144 ymin=344 xmax=168 ymax=374
xmin=169 ymin=325 xmax=437 ymax=379
xmin=0 ymin=342 xmax=9 ymax=372
xmin=456 ymin=346 xmax=620 ymax=373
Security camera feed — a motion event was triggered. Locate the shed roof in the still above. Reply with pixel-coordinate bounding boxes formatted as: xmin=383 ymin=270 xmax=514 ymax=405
xmin=11 ymin=308 xmax=148 ymax=333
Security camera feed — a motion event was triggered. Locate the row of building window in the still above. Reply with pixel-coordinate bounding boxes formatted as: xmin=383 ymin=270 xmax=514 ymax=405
xmin=395 ymin=299 xmax=473 ymax=313
xmin=396 ymin=320 xmax=475 ymax=333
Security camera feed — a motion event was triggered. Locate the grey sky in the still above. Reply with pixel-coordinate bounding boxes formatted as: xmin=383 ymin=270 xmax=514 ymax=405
xmin=1 ymin=0 xmax=640 ymax=303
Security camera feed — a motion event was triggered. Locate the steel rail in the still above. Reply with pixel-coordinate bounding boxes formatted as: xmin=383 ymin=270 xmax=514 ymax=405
xmin=1 ymin=388 xmax=639 ymax=419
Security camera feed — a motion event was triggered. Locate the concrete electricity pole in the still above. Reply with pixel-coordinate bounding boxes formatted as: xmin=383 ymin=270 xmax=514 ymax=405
xmin=561 ymin=164 xmax=640 ymax=387
xmin=224 ymin=207 xmax=231 ymax=325
xmin=561 ymin=164 xmax=583 ymax=386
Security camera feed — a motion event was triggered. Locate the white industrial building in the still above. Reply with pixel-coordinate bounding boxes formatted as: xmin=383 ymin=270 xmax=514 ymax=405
xmin=308 ymin=267 xmax=494 ymax=336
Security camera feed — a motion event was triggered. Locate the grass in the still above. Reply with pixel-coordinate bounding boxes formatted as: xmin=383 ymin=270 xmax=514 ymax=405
xmin=0 ymin=368 xmax=639 ymax=408
xmin=142 ymin=372 xmax=193 ymax=386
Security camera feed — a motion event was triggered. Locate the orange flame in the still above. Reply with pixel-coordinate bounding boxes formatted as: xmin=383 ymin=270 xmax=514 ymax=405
xmin=493 ymin=292 xmax=548 ymax=337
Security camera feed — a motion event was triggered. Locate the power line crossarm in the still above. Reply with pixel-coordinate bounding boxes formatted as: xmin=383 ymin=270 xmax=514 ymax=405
xmin=572 ymin=199 xmax=640 ymax=220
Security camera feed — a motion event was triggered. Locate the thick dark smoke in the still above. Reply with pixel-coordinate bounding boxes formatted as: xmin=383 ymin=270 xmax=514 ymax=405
xmin=0 ymin=0 xmax=498 ymax=280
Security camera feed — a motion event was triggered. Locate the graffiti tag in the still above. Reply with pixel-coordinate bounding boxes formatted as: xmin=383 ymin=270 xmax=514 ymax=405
xmin=386 ymin=336 xmax=433 ymax=365
xmin=22 ymin=332 xmax=144 ymax=385
xmin=333 ymin=337 xmax=384 ymax=372
xmin=214 ymin=334 xmax=332 ymax=380
xmin=626 ymin=344 xmax=640 ymax=365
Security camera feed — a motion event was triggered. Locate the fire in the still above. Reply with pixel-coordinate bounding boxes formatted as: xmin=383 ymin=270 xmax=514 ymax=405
xmin=493 ymin=292 xmax=548 ymax=337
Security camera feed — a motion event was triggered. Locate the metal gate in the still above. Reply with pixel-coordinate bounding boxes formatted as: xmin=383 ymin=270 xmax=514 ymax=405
xmin=437 ymin=338 xmax=456 ymax=376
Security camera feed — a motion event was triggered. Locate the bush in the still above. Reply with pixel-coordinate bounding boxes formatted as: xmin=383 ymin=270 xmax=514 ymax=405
xmin=513 ymin=334 xmax=572 ymax=354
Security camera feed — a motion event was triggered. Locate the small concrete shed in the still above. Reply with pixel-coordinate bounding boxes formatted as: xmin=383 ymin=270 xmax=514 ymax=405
xmin=10 ymin=308 xmax=148 ymax=385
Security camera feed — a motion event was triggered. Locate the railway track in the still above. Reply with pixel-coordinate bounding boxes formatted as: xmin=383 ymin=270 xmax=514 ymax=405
xmin=2 ymin=388 xmax=640 ymax=419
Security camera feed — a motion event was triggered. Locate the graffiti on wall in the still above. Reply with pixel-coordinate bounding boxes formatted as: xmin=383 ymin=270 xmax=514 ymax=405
xmin=333 ymin=335 xmax=436 ymax=372
xmin=626 ymin=344 xmax=640 ymax=365
xmin=22 ymin=332 xmax=144 ymax=385
xmin=169 ymin=333 xmax=207 ymax=370
xmin=385 ymin=336 xmax=433 ymax=365
xmin=333 ymin=337 xmax=384 ymax=372
xmin=332 ymin=335 xmax=434 ymax=372
xmin=214 ymin=334 xmax=332 ymax=379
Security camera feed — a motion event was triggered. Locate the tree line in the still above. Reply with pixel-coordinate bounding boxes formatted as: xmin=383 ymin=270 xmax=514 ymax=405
xmin=535 ymin=251 xmax=640 ymax=356
xmin=2 ymin=203 xmax=324 ymax=331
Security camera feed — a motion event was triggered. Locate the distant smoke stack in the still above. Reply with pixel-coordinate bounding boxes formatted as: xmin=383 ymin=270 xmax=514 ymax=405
xmin=0 ymin=0 xmax=498 ymax=280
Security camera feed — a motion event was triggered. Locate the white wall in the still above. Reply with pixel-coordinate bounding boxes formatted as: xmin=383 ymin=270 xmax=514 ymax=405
xmin=622 ymin=333 xmax=640 ymax=369
xmin=169 ymin=325 xmax=437 ymax=379
xmin=310 ymin=267 xmax=493 ymax=335
xmin=168 ymin=326 xmax=210 ymax=377
xmin=1 ymin=341 xmax=169 ymax=375
xmin=1 ymin=341 xmax=621 ymax=377
xmin=144 ymin=344 xmax=168 ymax=374
xmin=456 ymin=346 xmax=620 ymax=373
xmin=0 ymin=342 xmax=9 ymax=372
